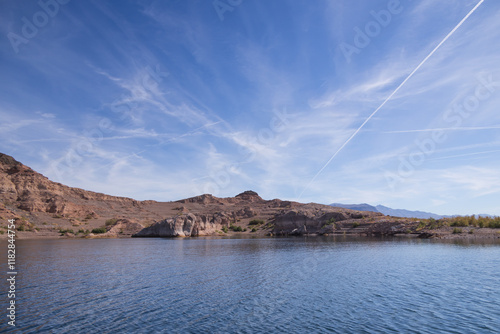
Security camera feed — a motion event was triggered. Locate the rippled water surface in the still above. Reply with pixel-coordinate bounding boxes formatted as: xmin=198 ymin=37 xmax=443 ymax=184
xmin=1 ymin=236 xmax=499 ymax=333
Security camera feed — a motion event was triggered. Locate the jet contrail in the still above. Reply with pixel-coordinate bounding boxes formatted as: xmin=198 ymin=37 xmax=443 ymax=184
xmin=298 ymin=0 xmax=485 ymax=199
xmin=428 ymin=149 xmax=500 ymax=161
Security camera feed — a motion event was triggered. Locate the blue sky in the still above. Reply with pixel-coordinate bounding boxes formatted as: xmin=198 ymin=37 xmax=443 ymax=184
xmin=1 ymin=0 xmax=500 ymax=215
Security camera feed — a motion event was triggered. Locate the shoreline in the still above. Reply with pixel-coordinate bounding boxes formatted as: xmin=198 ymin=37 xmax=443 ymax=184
xmin=4 ymin=228 xmax=500 ymax=241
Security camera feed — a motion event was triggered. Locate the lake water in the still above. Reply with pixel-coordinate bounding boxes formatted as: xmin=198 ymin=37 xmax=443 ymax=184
xmin=1 ymin=236 xmax=499 ymax=333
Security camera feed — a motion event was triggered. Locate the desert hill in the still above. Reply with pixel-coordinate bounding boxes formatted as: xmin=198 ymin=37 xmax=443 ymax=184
xmin=1 ymin=153 xmax=498 ymax=240
xmin=0 ymin=152 xmax=382 ymax=238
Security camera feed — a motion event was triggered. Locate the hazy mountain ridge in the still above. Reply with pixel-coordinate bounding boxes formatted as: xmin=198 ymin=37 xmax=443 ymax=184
xmin=330 ymin=203 xmax=379 ymax=213
xmin=330 ymin=202 xmax=451 ymax=219
xmin=330 ymin=203 xmax=492 ymax=219
xmin=374 ymin=205 xmax=453 ymax=219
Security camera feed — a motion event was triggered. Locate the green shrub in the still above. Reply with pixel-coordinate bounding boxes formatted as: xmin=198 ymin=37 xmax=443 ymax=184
xmin=91 ymin=227 xmax=107 ymax=234
xmin=230 ymin=225 xmax=244 ymax=232
xmin=428 ymin=218 xmax=448 ymax=229
xmin=352 ymin=222 xmax=360 ymax=228
xmin=322 ymin=217 xmax=337 ymax=229
xmin=249 ymin=219 xmax=265 ymax=226
xmin=105 ymin=218 xmax=118 ymax=226
xmin=451 ymin=221 xmax=468 ymax=227
xmin=416 ymin=222 xmax=427 ymax=231
xmin=327 ymin=217 xmax=336 ymax=224
xmin=15 ymin=220 xmax=34 ymax=231
xmin=59 ymin=228 xmax=74 ymax=235
xmin=228 ymin=225 xmax=247 ymax=232
xmin=251 ymin=228 xmax=257 ymax=232
xmin=452 ymin=228 xmax=463 ymax=234
xmin=222 ymin=226 xmax=228 ymax=233
xmin=489 ymin=220 xmax=500 ymax=228
xmin=442 ymin=215 xmax=500 ymax=229
xmin=83 ymin=213 xmax=95 ymax=221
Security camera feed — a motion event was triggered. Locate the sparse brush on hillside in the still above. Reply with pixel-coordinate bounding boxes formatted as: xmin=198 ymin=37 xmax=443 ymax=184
xmin=17 ymin=220 xmax=34 ymax=232
xmin=105 ymin=218 xmax=118 ymax=226
xmin=230 ymin=225 xmax=246 ymax=232
xmin=91 ymin=227 xmax=107 ymax=234
xmin=59 ymin=228 xmax=74 ymax=235
xmin=249 ymin=219 xmax=265 ymax=226
xmin=422 ymin=216 xmax=500 ymax=229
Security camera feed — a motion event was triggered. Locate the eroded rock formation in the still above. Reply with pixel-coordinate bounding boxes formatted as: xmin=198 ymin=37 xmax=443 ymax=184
xmin=134 ymin=212 xmax=232 ymax=237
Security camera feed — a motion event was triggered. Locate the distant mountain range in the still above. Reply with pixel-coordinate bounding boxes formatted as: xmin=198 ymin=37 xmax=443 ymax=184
xmin=330 ymin=203 xmax=495 ymax=219
xmin=330 ymin=203 xmax=453 ymax=219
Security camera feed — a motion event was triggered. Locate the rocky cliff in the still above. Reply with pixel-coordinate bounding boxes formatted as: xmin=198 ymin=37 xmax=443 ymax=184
xmin=273 ymin=209 xmax=382 ymax=235
xmin=0 ymin=153 xmax=152 ymax=237
xmin=134 ymin=212 xmax=232 ymax=237
xmin=0 ymin=153 xmax=142 ymax=216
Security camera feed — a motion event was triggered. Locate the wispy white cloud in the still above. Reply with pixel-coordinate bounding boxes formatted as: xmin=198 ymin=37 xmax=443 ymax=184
xmin=2 ymin=0 xmax=500 ymax=215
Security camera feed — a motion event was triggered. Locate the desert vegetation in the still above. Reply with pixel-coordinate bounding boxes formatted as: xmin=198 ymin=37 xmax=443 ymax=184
xmin=423 ymin=216 xmax=500 ymax=229
xmin=16 ymin=219 xmax=34 ymax=232
xmin=248 ymin=219 xmax=265 ymax=226
xmin=229 ymin=225 xmax=246 ymax=232
xmin=105 ymin=218 xmax=118 ymax=226
xmin=91 ymin=227 xmax=107 ymax=234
